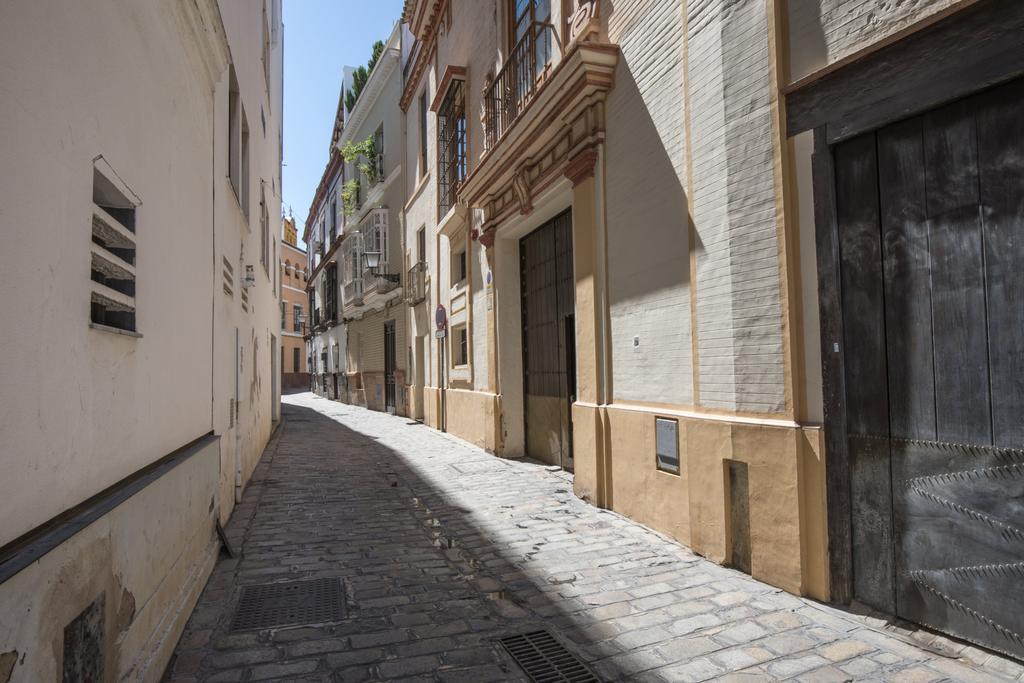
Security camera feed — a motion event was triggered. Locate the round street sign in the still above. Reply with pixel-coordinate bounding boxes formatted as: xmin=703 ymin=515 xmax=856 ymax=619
xmin=435 ymin=304 xmax=447 ymax=331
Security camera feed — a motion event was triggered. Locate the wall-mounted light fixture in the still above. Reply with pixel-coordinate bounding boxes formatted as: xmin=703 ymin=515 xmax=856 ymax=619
xmin=243 ymin=265 xmax=256 ymax=288
xmin=362 ymin=251 xmax=381 ymax=273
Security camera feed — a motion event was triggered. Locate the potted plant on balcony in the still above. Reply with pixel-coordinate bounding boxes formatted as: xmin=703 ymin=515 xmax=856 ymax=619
xmin=342 ymin=134 xmax=379 ymax=186
xmin=341 ymin=178 xmax=360 ymax=217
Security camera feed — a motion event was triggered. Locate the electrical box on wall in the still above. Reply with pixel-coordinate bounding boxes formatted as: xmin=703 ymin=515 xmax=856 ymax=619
xmin=655 ymin=417 xmax=680 ymax=475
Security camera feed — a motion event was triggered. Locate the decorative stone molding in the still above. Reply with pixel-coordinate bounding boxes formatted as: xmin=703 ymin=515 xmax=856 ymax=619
xmin=478 ymin=226 xmax=497 ymax=248
xmin=512 ymin=170 xmax=533 ymax=215
xmin=459 ymin=41 xmax=619 ymax=237
xmin=568 ymin=0 xmax=600 ymax=46
xmin=563 ymin=148 xmax=599 ymax=186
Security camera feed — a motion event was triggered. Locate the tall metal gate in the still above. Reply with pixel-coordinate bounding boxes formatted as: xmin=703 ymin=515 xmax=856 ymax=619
xmin=520 ymin=209 xmax=576 ymax=470
xmin=834 ymin=78 xmax=1024 ymax=658
xmin=384 ymin=320 xmax=396 ymax=413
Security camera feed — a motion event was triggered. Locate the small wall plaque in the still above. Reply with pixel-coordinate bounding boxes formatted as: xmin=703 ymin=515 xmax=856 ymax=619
xmin=655 ymin=417 xmax=680 ymax=475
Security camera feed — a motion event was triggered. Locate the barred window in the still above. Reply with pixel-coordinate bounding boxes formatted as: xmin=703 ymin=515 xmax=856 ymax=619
xmin=437 ymin=78 xmax=466 ymax=217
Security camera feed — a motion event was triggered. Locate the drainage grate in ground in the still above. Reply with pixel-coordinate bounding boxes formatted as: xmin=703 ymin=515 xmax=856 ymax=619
xmin=498 ymin=630 xmax=599 ymax=682
xmin=230 ymin=578 xmax=345 ymax=631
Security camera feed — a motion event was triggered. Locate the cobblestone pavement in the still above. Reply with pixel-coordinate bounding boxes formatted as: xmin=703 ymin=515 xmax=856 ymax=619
xmin=166 ymin=393 xmax=1024 ymax=682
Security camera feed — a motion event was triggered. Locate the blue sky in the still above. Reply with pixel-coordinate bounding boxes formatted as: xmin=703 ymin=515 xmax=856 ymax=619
xmin=283 ymin=0 xmax=404 ymax=246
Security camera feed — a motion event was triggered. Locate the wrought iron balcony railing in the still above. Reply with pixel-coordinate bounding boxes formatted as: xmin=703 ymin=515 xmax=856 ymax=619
xmin=406 ymin=261 xmax=427 ymax=305
xmin=363 ymin=268 xmax=400 ymax=295
xmin=484 ymin=22 xmax=557 ymax=151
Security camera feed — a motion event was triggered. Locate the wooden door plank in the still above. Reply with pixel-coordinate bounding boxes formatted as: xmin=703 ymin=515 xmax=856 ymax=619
xmin=923 ymin=100 xmax=992 ymax=445
xmin=878 ymin=118 xmax=937 ymax=441
xmin=834 ymin=132 xmax=895 ymax=612
xmin=977 ymin=79 xmax=1024 ymax=447
xmin=812 ymin=127 xmax=853 ymax=603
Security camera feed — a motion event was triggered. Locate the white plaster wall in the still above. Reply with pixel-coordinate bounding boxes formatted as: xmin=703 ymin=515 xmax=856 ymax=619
xmin=313 ymin=24 xmax=407 ymax=380
xmin=605 ymin=0 xmax=693 ymax=405
xmin=689 ymin=0 xmax=786 ymax=414
xmin=787 ymin=0 xmax=960 ymax=82
xmin=0 ymin=0 xmax=218 ymax=545
xmin=0 ymin=0 xmax=281 ymax=675
xmin=213 ymin=0 xmax=284 ymax=515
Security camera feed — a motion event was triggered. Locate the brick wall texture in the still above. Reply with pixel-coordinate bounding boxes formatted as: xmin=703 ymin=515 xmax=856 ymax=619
xmin=787 ymin=0 xmax=959 ymax=80
xmin=606 ymin=0 xmax=693 ymax=405
xmin=606 ymin=0 xmax=786 ymax=413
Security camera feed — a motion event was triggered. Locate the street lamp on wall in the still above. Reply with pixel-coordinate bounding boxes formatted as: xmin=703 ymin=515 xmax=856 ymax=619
xmin=362 ymin=251 xmax=381 ymax=273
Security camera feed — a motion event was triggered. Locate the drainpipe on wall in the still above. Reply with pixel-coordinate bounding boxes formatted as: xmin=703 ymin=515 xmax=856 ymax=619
xmin=235 ymin=326 xmax=242 ymax=502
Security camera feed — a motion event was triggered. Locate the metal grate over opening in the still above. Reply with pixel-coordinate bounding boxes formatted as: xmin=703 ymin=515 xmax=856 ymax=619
xmin=498 ymin=630 xmax=599 ymax=683
xmin=230 ymin=578 xmax=345 ymax=632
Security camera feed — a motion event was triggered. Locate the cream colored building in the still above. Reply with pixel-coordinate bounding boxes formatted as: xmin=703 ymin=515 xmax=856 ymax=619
xmin=399 ymin=0 xmax=1024 ymax=658
xmin=307 ymin=24 xmax=408 ymax=414
xmin=0 ymin=0 xmax=283 ymax=679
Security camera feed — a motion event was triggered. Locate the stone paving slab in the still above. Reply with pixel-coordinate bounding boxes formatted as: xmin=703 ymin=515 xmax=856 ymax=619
xmin=164 ymin=393 xmax=1024 ymax=682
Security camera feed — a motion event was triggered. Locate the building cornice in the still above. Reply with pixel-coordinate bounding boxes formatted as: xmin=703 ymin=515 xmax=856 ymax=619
xmin=338 ymin=26 xmax=402 ymax=149
xmin=172 ymin=0 xmax=230 ymax=91
xmin=402 ymin=0 xmax=446 ymax=43
xmin=302 ymin=151 xmax=343 ymax=244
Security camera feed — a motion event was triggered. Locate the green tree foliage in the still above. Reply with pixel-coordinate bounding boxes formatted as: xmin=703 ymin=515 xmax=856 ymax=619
xmin=341 ymin=179 xmax=360 ymax=217
xmin=341 ymin=134 xmax=378 ymax=185
xmin=344 ymin=40 xmax=386 ymax=112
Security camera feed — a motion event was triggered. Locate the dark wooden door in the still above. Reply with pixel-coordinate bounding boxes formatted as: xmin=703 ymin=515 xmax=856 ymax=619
xmin=384 ymin=320 xmax=396 ymax=412
xmin=835 ymin=78 xmax=1024 ymax=659
xmin=520 ymin=209 xmax=575 ymax=470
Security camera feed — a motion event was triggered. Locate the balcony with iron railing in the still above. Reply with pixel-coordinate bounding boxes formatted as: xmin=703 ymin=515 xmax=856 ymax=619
xmin=406 ymin=261 xmax=427 ymax=305
xmin=484 ymin=22 xmax=557 ymax=151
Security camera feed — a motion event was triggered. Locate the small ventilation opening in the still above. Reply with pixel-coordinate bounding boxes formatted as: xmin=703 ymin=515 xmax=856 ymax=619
xmin=90 ymin=159 xmax=139 ymax=333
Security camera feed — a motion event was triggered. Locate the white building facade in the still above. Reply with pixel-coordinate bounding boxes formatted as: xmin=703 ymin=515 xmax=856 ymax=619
xmin=0 ymin=0 xmax=283 ymax=679
xmin=306 ymin=25 xmax=408 ymax=414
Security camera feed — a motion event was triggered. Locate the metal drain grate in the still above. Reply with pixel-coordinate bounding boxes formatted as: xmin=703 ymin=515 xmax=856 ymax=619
xmin=498 ymin=630 xmax=599 ymax=682
xmin=230 ymin=578 xmax=345 ymax=631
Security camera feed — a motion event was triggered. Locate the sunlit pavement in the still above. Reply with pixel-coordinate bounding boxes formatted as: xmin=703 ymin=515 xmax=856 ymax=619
xmin=165 ymin=392 xmax=1024 ymax=682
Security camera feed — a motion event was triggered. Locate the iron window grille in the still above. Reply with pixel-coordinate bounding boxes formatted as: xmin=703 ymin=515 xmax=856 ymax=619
xmin=437 ymin=78 xmax=467 ymax=217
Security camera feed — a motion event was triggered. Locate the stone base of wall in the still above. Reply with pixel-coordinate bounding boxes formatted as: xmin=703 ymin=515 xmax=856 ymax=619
xmin=356 ymin=371 xmax=408 ymax=416
xmin=420 ymin=386 xmax=500 ymax=452
xmin=572 ymin=402 xmax=829 ymax=601
xmin=0 ymin=438 xmax=221 ymax=681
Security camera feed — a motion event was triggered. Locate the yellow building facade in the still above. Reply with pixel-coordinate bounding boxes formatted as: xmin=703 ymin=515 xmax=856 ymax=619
xmin=398 ymin=0 xmax=1024 ymax=657
xmin=280 ymin=216 xmax=309 ymax=391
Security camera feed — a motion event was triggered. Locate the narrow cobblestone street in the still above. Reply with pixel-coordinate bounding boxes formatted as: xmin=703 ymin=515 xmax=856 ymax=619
xmin=166 ymin=394 xmax=1024 ymax=682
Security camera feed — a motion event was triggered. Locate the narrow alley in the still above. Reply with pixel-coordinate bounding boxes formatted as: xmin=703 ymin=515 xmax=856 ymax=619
xmin=166 ymin=395 xmax=1023 ymax=683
